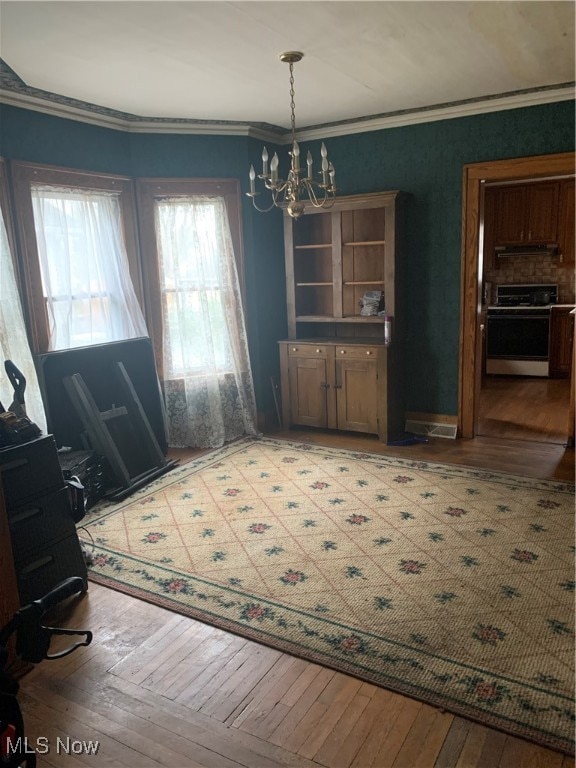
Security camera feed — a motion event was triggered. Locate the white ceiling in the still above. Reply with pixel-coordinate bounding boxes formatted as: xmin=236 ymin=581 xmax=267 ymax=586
xmin=0 ymin=1 xmax=574 ymax=131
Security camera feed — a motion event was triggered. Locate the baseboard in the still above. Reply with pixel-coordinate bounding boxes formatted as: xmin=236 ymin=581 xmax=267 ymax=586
xmin=404 ymin=411 xmax=458 ymax=439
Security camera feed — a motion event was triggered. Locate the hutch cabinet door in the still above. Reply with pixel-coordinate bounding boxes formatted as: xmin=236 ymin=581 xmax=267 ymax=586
xmin=288 ymin=355 xmax=329 ymax=427
xmin=335 ymin=357 xmax=378 ymax=435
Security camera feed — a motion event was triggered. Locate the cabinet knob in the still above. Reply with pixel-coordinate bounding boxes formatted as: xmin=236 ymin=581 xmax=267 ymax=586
xmin=340 ymin=349 xmax=346 ymax=354
xmin=366 ymin=350 xmax=372 ymax=356
xmin=315 ymin=348 xmax=321 ymax=353
xmin=292 ymin=347 xmax=297 ymax=352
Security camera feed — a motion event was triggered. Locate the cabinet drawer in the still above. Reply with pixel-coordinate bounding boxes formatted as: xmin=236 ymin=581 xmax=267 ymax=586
xmin=16 ymin=533 xmax=87 ymax=605
xmin=0 ymin=435 xmax=64 ymax=506
xmin=8 ymin=487 xmax=76 ymax=562
xmin=287 ymin=344 xmax=328 ymax=357
xmin=335 ymin=345 xmax=381 ymax=359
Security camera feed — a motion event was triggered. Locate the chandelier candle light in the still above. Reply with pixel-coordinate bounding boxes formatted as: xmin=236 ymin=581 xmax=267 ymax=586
xmin=247 ymin=52 xmax=336 ymax=219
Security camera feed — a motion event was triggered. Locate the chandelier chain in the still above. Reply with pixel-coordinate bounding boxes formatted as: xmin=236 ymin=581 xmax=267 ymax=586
xmin=289 ymin=62 xmax=296 ymax=143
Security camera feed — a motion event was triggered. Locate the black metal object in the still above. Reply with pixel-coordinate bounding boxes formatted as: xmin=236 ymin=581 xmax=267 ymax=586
xmin=63 ymin=363 xmax=177 ymax=501
xmin=0 ymin=578 xmax=91 ymax=768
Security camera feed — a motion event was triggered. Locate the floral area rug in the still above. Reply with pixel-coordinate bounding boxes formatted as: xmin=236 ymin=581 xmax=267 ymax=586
xmin=79 ymin=437 xmax=575 ymax=754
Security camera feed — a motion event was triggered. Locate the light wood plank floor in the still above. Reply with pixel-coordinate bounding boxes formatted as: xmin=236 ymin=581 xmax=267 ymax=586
xmin=16 ymin=431 xmax=575 ymax=768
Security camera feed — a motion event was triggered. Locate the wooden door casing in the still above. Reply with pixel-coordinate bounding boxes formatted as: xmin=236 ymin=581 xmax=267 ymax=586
xmin=459 ymin=151 xmax=575 ymax=439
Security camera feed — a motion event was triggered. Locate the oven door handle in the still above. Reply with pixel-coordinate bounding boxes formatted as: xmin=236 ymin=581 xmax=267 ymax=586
xmin=487 ymin=315 xmax=550 ymax=320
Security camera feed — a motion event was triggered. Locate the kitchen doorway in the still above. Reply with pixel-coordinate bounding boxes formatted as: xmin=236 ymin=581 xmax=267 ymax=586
xmin=459 ymin=151 xmax=575 ymax=445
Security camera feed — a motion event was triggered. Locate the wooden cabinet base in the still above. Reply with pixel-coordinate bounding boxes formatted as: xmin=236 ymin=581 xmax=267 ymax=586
xmin=279 ymin=339 xmax=403 ymax=442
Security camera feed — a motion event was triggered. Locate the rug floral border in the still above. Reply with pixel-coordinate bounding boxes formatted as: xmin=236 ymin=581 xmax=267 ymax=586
xmin=80 ymin=436 xmax=575 ymax=755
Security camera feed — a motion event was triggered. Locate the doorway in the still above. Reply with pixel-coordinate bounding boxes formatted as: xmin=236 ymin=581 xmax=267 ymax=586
xmin=458 ymin=151 xmax=575 ymax=443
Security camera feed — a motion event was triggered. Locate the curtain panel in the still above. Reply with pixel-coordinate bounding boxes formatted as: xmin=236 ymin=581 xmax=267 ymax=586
xmin=153 ymin=195 xmax=257 ymax=448
xmin=0 ymin=210 xmax=47 ymax=431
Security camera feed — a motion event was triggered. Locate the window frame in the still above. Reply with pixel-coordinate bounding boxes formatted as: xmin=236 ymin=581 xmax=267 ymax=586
xmin=135 ymin=178 xmax=246 ymax=381
xmin=9 ymin=161 xmax=144 ymax=353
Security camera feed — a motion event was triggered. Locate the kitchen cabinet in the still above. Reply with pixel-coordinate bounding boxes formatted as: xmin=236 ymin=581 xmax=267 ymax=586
xmin=525 ymin=183 xmax=560 ymax=242
xmin=279 ymin=340 xmax=387 ymax=438
xmin=558 ymin=178 xmax=575 ymax=264
xmin=484 ymin=181 xmax=561 ymax=266
xmin=550 ymin=307 xmax=575 ymax=379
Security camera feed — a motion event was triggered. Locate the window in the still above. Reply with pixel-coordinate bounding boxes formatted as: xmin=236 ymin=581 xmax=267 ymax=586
xmin=136 ymin=178 xmax=257 ymax=448
xmin=155 ymin=197 xmax=234 ymax=377
xmin=31 ymin=185 xmax=147 ymax=350
xmin=10 ymin=162 xmax=146 ymax=353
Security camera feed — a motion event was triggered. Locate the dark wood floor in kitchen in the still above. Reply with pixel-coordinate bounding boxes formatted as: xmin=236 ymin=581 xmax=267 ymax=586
xmin=20 ymin=430 xmax=575 ymax=768
xmin=477 ymin=375 xmax=571 ymax=444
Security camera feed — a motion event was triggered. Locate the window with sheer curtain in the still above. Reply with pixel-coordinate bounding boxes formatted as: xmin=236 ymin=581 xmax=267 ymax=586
xmin=153 ymin=195 xmax=257 ymax=448
xmin=0 ymin=163 xmax=46 ymax=431
xmin=30 ymin=185 xmax=148 ymax=351
xmin=137 ymin=181 xmax=257 ymax=449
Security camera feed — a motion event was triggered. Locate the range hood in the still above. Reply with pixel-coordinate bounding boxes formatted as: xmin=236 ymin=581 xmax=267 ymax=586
xmin=495 ymin=243 xmax=559 ymax=258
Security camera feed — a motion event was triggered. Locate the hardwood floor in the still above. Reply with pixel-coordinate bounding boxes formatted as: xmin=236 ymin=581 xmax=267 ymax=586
xmin=14 ymin=430 xmax=575 ymax=768
xmin=478 ymin=375 xmax=571 ymax=445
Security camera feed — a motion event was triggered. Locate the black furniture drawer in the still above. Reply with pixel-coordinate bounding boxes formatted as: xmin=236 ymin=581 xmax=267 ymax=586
xmin=15 ymin=534 xmax=88 ymax=605
xmin=8 ymin=487 xmax=76 ymax=562
xmin=0 ymin=435 xmax=64 ymax=506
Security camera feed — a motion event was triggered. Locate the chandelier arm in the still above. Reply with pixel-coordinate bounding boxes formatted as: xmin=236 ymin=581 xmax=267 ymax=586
xmin=249 ymin=196 xmax=279 ymax=214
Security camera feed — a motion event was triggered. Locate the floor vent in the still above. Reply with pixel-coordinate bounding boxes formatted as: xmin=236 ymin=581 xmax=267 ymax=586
xmin=405 ymin=419 xmax=457 ymax=439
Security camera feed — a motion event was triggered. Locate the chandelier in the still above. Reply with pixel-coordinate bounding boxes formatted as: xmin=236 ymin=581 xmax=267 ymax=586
xmin=246 ymin=52 xmax=336 ymax=219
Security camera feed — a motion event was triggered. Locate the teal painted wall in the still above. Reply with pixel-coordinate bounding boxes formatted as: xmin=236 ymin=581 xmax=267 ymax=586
xmin=1 ymin=100 xmax=574 ymax=419
xmin=300 ymin=100 xmax=576 ymax=414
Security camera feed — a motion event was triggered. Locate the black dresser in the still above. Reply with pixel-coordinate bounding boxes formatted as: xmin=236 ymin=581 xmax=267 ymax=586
xmin=0 ymin=434 xmax=87 ymax=605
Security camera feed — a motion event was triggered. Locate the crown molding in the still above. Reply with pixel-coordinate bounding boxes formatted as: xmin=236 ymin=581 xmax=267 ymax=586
xmin=296 ymin=85 xmax=576 ymax=142
xmin=0 ymin=90 xmax=283 ymax=142
xmin=0 ymin=82 xmax=574 ymax=144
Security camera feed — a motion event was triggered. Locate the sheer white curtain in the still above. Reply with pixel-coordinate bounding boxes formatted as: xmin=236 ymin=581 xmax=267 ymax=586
xmin=31 ymin=185 xmax=148 ymax=350
xmin=0 ymin=210 xmax=47 ymax=431
xmin=155 ymin=196 xmax=257 ymax=448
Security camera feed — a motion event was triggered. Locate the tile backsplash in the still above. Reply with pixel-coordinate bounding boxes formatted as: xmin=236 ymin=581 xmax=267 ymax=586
xmin=484 ymin=254 xmax=575 ymax=304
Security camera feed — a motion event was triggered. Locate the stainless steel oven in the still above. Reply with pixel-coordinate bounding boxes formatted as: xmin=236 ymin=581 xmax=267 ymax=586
xmin=486 ymin=284 xmax=558 ymax=377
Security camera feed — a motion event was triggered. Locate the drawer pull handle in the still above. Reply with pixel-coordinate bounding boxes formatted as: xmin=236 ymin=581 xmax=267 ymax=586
xmin=11 ymin=507 xmax=41 ymax=525
xmin=320 ymin=382 xmax=330 ymax=389
xmin=366 ymin=350 xmax=372 ymax=356
xmin=340 ymin=350 xmax=346 ymax=354
xmin=315 ymin=348 xmax=321 ymax=353
xmin=292 ymin=347 xmax=298 ymax=352
xmin=334 ymin=384 xmax=342 ymax=389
